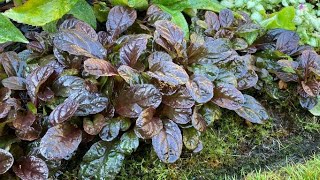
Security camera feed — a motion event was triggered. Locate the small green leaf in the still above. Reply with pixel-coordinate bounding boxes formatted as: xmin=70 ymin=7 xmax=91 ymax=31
xmin=0 ymin=14 xmax=28 ymax=43
xmin=119 ymin=130 xmax=139 ymax=155
xmin=182 ymin=128 xmax=200 ymax=150
xmin=68 ymin=0 xmax=97 ymax=29
xmin=3 ymin=0 xmax=80 ymax=26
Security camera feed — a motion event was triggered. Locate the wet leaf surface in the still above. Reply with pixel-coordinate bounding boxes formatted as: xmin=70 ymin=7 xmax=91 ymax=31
xmin=13 ymin=156 xmax=48 ymax=180
xmin=40 ymin=123 xmax=82 ymax=160
xmin=115 ymin=84 xmax=162 ymax=118
xmin=49 ymin=99 xmax=79 ymax=125
xmin=0 ymin=149 xmax=14 ymax=174
xmin=134 ymin=108 xmax=163 ymax=139
xmin=152 ymin=120 xmax=182 ymax=163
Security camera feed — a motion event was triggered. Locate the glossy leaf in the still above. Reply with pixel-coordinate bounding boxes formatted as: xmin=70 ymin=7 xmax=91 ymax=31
xmin=115 ymin=84 xmax=162 ymax=118
xmin=152 ymin=120 xmax=182 ymax=163
xmin=119 ymin=35 xmax=149 ymax=67
xmin=148 ymin=51 xmax=172 ymax=68
xmin=69 ymin=91 xmax=108 ymax=116
xmin=13 ymin=156 xmax=48 ymax=180
xmin=134 ymin=108 xmax=163 ymax=139
xmin=26 ymin=65 xmax=55 ymax=105
xmin=205 ymin=11 xmax=220 ymax=31
xmin=53 ymin=29 xmax=107 ymax=59
xmin=99 ymin=119 xmax=121 ymax=142
xmin=40 ymin=123 xmax=82 ymax=160
xmin=148 ymin=61 xmax=189 ymax=86
xmin=163 ymin=87 xmax=195 ymax=108
xmin=191 ymin=107 xmax=206 ymax=132
xmin=0 ymin=14 xmax=28 ymax=43
xmin=0 ymin=51 xmax=25 ymax=77
xmin=52 ymin=76 xmax=86 ymax=97
xmin=199 ymin=102 xmax=221 ymax=126
xmin=237 ymin=69 xmax=258 ymax=90
xmin=83 ymin=114 xmax=106 ymax=135
xmin=162 ymin=106 xmax=191 ymax=124
xmin=118 ymin=65 xmax=145 ymax=85
xmin=0 ymin=148 xmax=14 ymax=174
xmin=119 ymin=130 xmax=139 ymax=155
xmin=79 ymin=141 xmax=125 ymax=180
xmin=13 ymin=111 xmax=36 ymax=130
xmin=59 ymin=18 xmax=97 ymax=40
xmin=84 ymin=58 xmax=118 ymax=76
xmin=154 ymin=20 xmax=184 ymax=46
xmin=106 ymin=6 xmax=137 ymax=40
xmin=2 ymin=77 xmax=26 ymax=90
xmin=186 ymin=75 xmax=214 ymax=103
xmin=182 ymin=128 xmax=200 ymax=150
xmin=219 ymin=9 xmax=234 ymax=28
xmin=3 ymin=0 xmax=79 ymax=26
xmin=234 ymin=95 xmax=269 ymax=124
xmin=49 ymin=99 xmax=79 ymax=125
xmin=190 ymin=63 xmax=219 ymax=81
xmin=212 ymin=83 xmax=244 ymax=110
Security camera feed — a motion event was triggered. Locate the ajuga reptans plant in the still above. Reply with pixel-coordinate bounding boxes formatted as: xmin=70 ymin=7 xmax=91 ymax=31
xmin=0 ymin=4 xmax=319 ymax=179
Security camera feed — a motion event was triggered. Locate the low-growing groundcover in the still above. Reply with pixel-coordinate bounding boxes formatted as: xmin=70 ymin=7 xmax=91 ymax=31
xmin=0 ymin=0 xmax=320 ymax=179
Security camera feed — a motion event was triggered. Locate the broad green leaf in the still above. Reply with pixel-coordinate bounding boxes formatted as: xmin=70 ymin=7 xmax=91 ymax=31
xmin=110 ymin=0 xmax=148 ymax=10
xmin=79 ymin=141 xmax=125 ymax=180
xmin=68 ymin=0 xmax=97 ymax=29
xmin=0 ymin=14 xmax=28 ymax=43
xmin=199 ymin=102 xmax=221 ymax=126
xmin=260 ymin=6 xmax=296 ymax=30
xmin=3 ymin=0 xmax=79 ymax=26
xmin=182 ymin=128 xmax=200 ymax=150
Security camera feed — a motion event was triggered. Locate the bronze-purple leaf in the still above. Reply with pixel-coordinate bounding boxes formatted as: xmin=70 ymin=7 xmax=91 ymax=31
xmin=152 ymin=120 xmax=182 ymax=163
xmin=84 ymin=58 xmax=118 ymax=76
xmin=219 ymin=9 xmax=234 ymax=28
xmin=0 ymin=103 xmax=10 ymax=119
xmin=69 ymin=91 xmax=108 ymax=116
xmin=119 ymin=35 xmax=149 ymax=67
xmin=212 ymin=82 xmax=244 ymax=110
xmin=162 ymin=105 xmax=191 ymax=124
xmin=234 ymin=95 xmax=269 ymax=124
xmin=115 ymin=84 xmax=162 ymax=118
xmin=148 ymin=61 xmax=189 ymax=86
xmin=0 ymin=51 xmax=25 ymax=77
xmin=106 ymin=6 xmax=137 ymax=40
xmin=53 ymin=29 xmax=107 ymax=59
xmin=40 ymin=123 xmax=82 ymax=160
xmin=186 ymin=75 xmax=214 ymax=103
xmin=154 ymin=20 xmax=184 ymax=47
xmin=2 ymin=76 xmax=26 ymax=90
xmin=83 ymin=114 xmax=106 ymax=135
xmin=191 ymin=107 xmax=206 ymax=132
xmin=163 ymin=87 xmax=195 ymax=108
xmin=148 ymin=51 xmax=172 ymax=68
xmin=15 ymin=122 xmax=42 ymax=141
xmin=0 ymin=148 xmax=14 ymax=174
xmin=237 ymin=69 xmax=258 ymax=90
xmin=134 ymin=108 xmax=163 ymax=139
xmin=13 ymin=111 xmax=36 ymax=130
xmin=49 ymin=99 xmax=79 ymax=125
xmin=59 ymin=18 xmax=98 ymax=40
xmin=52 ymin=75 xmax=86 ymax=97
xmin=0 ymin=87 xmax=11 ymax=101
xmin=13 ymin=156 xmax=49 ymax=180
xmin=26 ymin=65 xmax=55 ymax=105
xmin=205 ymin=11 xmax=220 ymax=31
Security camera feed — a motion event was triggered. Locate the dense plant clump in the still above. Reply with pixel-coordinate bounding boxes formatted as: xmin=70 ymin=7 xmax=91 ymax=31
xmin=0 ymin=1 xmax=319 ymax=179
